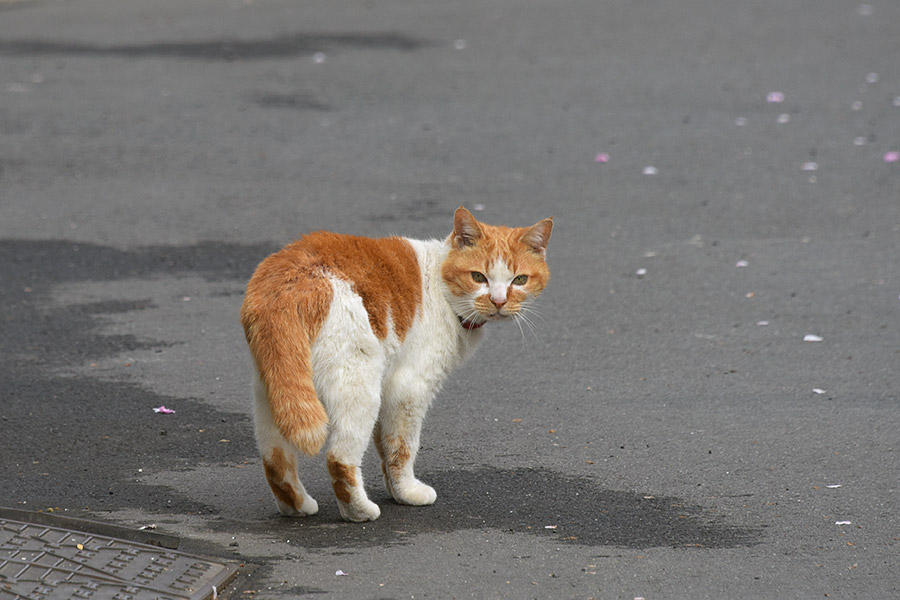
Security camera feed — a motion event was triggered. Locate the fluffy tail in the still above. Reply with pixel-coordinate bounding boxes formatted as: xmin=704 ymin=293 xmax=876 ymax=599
xmin=241 ymin=280 xmax=330 ymax=456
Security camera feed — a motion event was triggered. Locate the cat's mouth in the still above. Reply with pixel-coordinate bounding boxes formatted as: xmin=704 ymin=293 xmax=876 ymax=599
xmin=459 ymin=316 xmax=485 ymax=330
xmin=458 ymin=310 xmax=508 ymax=330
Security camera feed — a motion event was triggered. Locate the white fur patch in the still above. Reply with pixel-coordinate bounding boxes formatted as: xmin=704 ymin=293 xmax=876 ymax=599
xmin=487 ymin=257 xmax=515 ymax=304
xmin=311 ymin=276 xmax=384 ymax=448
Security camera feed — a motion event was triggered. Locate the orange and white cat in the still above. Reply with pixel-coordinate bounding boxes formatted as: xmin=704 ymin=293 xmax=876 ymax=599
xmin=240 ymin=207 xmax=552 ymax=522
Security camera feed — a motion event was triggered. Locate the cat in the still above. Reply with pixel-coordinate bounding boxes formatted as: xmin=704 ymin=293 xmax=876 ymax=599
xmin=240 ymin=206 xmax=552 ymax=522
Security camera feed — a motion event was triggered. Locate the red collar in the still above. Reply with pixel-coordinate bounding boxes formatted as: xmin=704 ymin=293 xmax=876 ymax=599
xmin=459 ymin=317 xmax=485 ymax=330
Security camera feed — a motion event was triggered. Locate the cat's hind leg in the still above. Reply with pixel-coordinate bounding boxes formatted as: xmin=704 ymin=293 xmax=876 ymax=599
xmin=374 ymin=375 xmax=437 ymax=506
xmin=320 ymin=384 xmax=383 ymax=521
xmin=253 ymin=373 xmax=319 ymax=516
xmin=314 ymin=279 xmax=385 ymax=522
xmin=319 ymin=362 xmax=383 ymax=521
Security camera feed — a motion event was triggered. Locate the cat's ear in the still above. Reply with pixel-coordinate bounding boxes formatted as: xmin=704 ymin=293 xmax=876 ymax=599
xmin=451 ymin=206 xmax=483 ymax=249
xmin=519 ymin=217 xmax=553 ymax=257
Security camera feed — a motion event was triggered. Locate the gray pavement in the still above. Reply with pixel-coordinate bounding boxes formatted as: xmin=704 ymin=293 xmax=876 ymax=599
xmin=1 ymin=0 xmax=899 ymax=598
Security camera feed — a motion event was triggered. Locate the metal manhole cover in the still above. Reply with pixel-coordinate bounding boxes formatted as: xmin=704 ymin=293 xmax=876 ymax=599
xmin=0 ymin=509 xmax=237 ymax=600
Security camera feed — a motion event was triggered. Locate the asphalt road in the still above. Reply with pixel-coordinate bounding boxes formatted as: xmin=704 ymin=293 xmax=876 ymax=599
xmin=1 ymin=0 xmax=899 ymax=598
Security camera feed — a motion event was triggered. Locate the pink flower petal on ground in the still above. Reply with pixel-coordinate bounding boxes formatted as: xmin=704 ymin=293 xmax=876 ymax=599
xmin=153 ymin=406 xmax=175 ymax=414
xmin=884 ymin=151 xmax=900 ymax=163
xmin=594 ymin=152 xmax=610 ymax=163
xmin=767 ymin=91 xmax=785 ymax=103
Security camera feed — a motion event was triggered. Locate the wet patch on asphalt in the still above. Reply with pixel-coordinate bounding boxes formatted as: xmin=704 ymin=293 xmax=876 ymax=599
xmin=211 ymin=467 xmax=761 ymax=551
xmin=0 ymin=239 xmax=269 ymax=514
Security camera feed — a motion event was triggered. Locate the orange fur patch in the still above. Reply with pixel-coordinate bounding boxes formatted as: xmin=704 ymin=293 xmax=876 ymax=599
xmin=241 ymin=246 xmax=333 ymax=455
xmin=263 ymin=447 xmax=306 ymax=512
xmin=373 ymin=424 xmax=411 ymax=482
xmin=293 ymin=233 xmax=422 ymax=340
xmin=326 ymin=453 xmax=357 ymax=504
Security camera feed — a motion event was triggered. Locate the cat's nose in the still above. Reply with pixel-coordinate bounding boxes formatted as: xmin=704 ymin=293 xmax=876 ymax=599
xmin=489 ymin=285 xmax=507 ymax=309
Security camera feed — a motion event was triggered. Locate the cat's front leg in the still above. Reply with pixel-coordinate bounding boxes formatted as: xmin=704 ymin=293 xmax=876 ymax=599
xmin=373 ymin=400 xmax=437 ymax=507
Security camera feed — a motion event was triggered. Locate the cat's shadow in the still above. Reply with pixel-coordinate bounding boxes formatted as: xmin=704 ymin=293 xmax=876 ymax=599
xmin=216 ymin=467 xmax=761 ymax=550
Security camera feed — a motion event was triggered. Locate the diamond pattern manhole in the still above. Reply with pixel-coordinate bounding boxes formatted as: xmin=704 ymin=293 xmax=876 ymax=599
xmin=0 ymin=509 xmax=237 ymax=600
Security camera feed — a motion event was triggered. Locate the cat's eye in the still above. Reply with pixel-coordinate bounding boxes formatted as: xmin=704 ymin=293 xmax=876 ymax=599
xmin=471 ymin=272 xmax=487 ymax=283
xmin=512 ymin=274 xmax=528 ymax=285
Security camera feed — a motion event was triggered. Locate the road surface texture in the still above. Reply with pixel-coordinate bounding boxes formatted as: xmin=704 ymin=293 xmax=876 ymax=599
xmin=1 ymin=0 xmax=898 ymax=598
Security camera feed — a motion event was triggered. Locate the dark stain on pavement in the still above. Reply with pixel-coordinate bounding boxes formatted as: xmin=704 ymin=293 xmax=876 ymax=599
xmin=432 ymin=467 xmax=761 ymax=549
xmin=211 ymin=467 xmax=761 ymax=551
xmin=0 ymin=239 xmax=271 ymax=514
xmin=0 ymin=32 xmax=427 ymax=61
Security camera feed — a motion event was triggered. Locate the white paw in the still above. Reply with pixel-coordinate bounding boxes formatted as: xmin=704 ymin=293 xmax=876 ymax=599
xmin=392 ymin=480 xmax=437 ymax=506
xmin=338 ymin=498 xmax=381 ymax=522
xmin=276 ymin=495 xmax=318 ymax=517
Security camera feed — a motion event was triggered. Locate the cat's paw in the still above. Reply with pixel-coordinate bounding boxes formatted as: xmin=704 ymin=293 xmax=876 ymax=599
xmin=337 ymin=498 xmax=381 ymax=522
xmin=391 ymin=479 xmax=437 ymax=506
xmin=275 ymin=494 xmax=318 ymax=517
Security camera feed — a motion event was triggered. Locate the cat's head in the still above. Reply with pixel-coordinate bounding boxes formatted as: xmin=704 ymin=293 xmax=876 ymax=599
xmin=441 ymin=206 xmax=552 ymax=328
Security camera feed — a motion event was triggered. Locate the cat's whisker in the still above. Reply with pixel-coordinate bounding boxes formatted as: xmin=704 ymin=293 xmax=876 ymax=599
xmin=515 ymin=305 xmax=542 ymax=339
xmin=517 ymin=312 xmax=537 ymax=334
xmin=461 ymin=306 xmax=481 ymax=321
xmin=455 ymin=304 xmax=485 ymax=334
xmin=511 ymin=312 xmax=527 ymax=344
xmin=520 ymin=302 xmax=548 ymax=325
xmin=513 ymin=312 xmax=539 ymax=343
